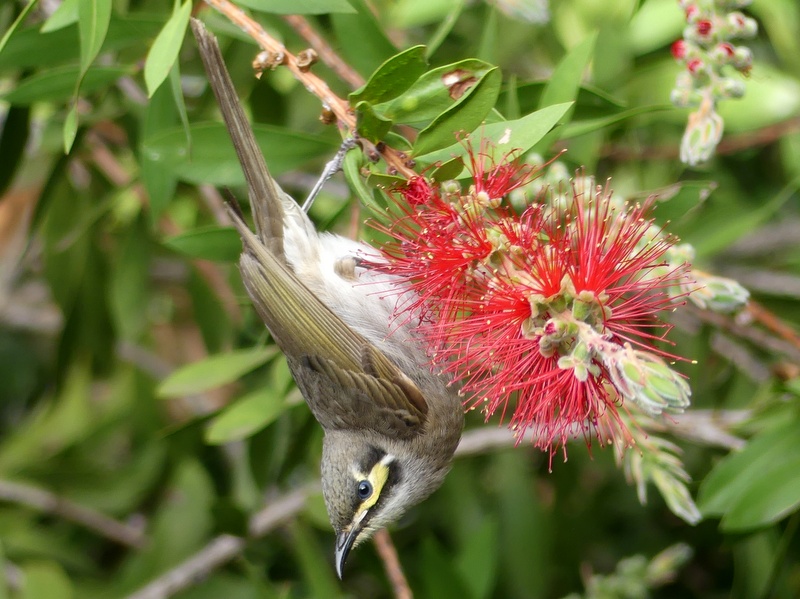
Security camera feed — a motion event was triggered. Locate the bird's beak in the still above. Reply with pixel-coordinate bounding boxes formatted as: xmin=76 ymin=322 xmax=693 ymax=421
xmin=334 ymin=525 xmax=360 ymax=579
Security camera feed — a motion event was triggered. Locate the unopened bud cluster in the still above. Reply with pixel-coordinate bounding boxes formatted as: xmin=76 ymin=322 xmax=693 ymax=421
xmin=670 ymin=0 xmax=757 ymax=165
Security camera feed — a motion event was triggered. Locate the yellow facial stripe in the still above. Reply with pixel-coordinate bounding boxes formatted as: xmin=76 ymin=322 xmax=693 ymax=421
xmin=354 ymin=454 xmax=394 ymax=514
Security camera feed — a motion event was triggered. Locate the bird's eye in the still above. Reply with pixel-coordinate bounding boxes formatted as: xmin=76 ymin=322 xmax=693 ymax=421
xmin=357 ymin=480 xmax=373 ymax=500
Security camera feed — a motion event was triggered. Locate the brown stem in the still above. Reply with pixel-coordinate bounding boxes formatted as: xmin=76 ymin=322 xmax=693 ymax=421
xmin=202 ymin=0 xmax=416 ymax=178
xmin=744 ymin=300 xmax=800 ymax=354
xmin=0 ymin=479 xmax=146 ymax=549
xmin=373 ymin=529 xmax=414 ymax=599
xmin=125 ymin=485 xmax=312 ymax=599
xmin=282 ymin=15 xmax=365 ymax=89
xmin=600 ymin=115 xmax=800 ymax=161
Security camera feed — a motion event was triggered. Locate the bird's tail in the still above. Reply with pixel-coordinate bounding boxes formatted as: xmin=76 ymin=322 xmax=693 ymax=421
xmin=191 ymin=18 xmax=318 ymax=264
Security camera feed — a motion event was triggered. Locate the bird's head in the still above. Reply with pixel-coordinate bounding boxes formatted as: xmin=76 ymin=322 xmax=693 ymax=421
xmin=320 ymin=429 xmax=451 ymax=578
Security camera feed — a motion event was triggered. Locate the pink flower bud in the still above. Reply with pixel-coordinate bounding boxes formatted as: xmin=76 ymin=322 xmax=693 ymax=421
xmin=696 ymin=19 xmax=712 ymax=36
xmin=687 ymin=58 xmax=704 ymax=75
xmin=671 ymin=39 xmax=688 ymax=60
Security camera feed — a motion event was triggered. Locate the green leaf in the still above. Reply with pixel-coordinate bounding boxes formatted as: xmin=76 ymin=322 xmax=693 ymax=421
xmin=331 ymin=0 xmax=397 ymax=76
xmin=343 ymin=149 xmax=383 ymax=211
xmin=141 ymin=78 xmax=180 ymax=223
xmin=413 ymin=66 xmax=501 ymax=155
xmin=234 ymin=0 xmax=355 ymax=13
xmin=0 ymin=0 xmax=39 ymax=56
xmin=109 ymin=219 xmax=151 ymax=341
xmin=419 ymin=537 xmax=471 ymax=599
xmin=350 ymin=45 xmax=428 ymax=105
xmin=205 ymin=388 xmax=289 ymax=444
xmin=721 ymin=456 xmax=800 ymax=531
xmin=426 ymin=0 xmax=466 ymax=57
xmin=114 ymin=460 xmax=214 ymax=593
xmin=353 ymin=101 xmax=393 ymax=143
xmin=628 ymin=0 xmax=684 ymax=55
xmin=19 ymin=561 xmax=73 ymax=599
xmin=78 ymin=0 xmax=112 ymax=76
xmin=143 ymin=122 xmax=337 ymax=186
xmin=0 ymin=15 xmax=163 ymax=72
xmin=158 ymin=347 xmax=278 ymax=398
xmin=163 ymin=226 xmax=242 ymax=262
xmin=1 ymin=65 xmax=131 ymax=105
xmin=538 ymin=31 xmax=597 ymax=111
xmin=455 ymin=517 xmax=499 ymax=599
xmin=691 ymin=175 xmax=800 ymax=258
xmin=561 ymin=104 xmax=672 ymax=139
xmin=63 ymin=103 xmax=78 ymax=154
xmin=144 ymin=0 xmax=192 ymax=96
xmin=535 ymin=31 xmax=597 ymax=152
xmin=40 ymin=0 xmax=79 ymax=32
xmin=429 ymin=156 xmax=464 ymax=182
xmin=698 ymin=417 xmax=800 ymax=517
xmin=414 ymin=102 xmax=572 ymax=166
xmin=375 ymin=59 xmax=497 ymax=125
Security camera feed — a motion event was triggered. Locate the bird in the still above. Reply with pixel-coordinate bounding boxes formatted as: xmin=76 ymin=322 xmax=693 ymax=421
xmin=191 ymin=20 xmax=464 ymax=578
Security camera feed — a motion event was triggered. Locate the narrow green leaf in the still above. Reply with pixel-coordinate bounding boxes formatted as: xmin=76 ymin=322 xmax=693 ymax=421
xmin=415 ymin=102 xmax=572 ymax=166
xmin=426 ymin=0 xmax=465 ymax=57
xmin=163 ymin=226 xmax=242 ymax=262
xmin=158 ymin=347 xmax=278 ymax=398
xmin=235 ymin=0 xmax=355 ymax=13
xmin=63 ymin=103 xmax=78 ymax=153
xmin=538 ymin=31 xmax=597 ymax=111
xmin=413 ymin=67 xmax=501 ymax=156
xmin=343 ymin=149 xmax=383 ymax=211
xmin=2 ymin=65 xmax=131 ymax=105
xmin=41 ymin=0 xmax=79 ymax=32
xmin=144 ymin=0 xmax=192 ymax=96
xmin=141 ymin=76 xmax=180 ymax=223
xmin=698 ymin=418 xmax=800 ymax=517
xmin=455 ymin=517 xmax=499 ymax=599
xmin=205 ymin=388 xmax=289 ymax=444
xmin=1 ymin=15 xmax=163 ymax=72
xmin=0 ymin=0 xmax=39 ymax=55
xmin=561 ymin=104 xmax=672 ymax=139
xmin=350 ymin=45 xmax=428 ymax=105
xmin=78 ymin=0 xmax=112 ymax=75
xmin=143 ymin=122 xmax=337 ymax=186
xmin=691 ymin=175 xmax=800 ymax=257
xmin=331 ymin=0 xmax=397 ymax=75
xmin=721 ymin=456 xmax=800 ymax=531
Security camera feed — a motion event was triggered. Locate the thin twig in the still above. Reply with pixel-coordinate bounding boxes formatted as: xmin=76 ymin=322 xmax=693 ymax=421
xmin=454 ymin=409 xmax=750 ymax=456
xmin=202 ymin=0 xmax=416 ymax=178
xmin=683 ymin=304 xmax=800 ymax=364
xmin=282 ymin=15 xmax=365 ymax=89
xmin=373 ymin=529 xmax=413 ymax=599
xmin=0 ymin=479 xmax=146 ymax=549
xmin=125 ymin=485 xmax=312 ymax=599
xmin=600 ymin=115 xmax=800 ymax=161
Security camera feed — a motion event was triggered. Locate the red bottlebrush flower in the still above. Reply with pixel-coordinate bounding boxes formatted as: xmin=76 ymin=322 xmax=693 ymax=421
xmin=372 ymin=164 xmax=691 ymax=460
xmin=671 ymin=39 xmax=687 ymax=60
xmin=684 ymin=5 xmax=699 ymax=22
xmin=400 ymin=176 xmax=436 ymax=206
xmin=696 ymin=19 xmax=712 ymax=36
xmin=465 ymin=136 xmax=538 ymax=202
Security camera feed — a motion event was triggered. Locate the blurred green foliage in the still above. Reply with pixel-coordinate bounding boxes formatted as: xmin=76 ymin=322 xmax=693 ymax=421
xmin=0 ymin=0 xmax=799 ymax=597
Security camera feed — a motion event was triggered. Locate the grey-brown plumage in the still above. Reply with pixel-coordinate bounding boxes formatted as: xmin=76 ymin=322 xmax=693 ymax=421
xmin=191 ymin=21 xmax=463 ymax=577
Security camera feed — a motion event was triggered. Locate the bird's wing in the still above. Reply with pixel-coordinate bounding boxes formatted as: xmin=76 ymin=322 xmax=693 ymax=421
xmin=192 ymin=19 xmax=429 ymax=436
